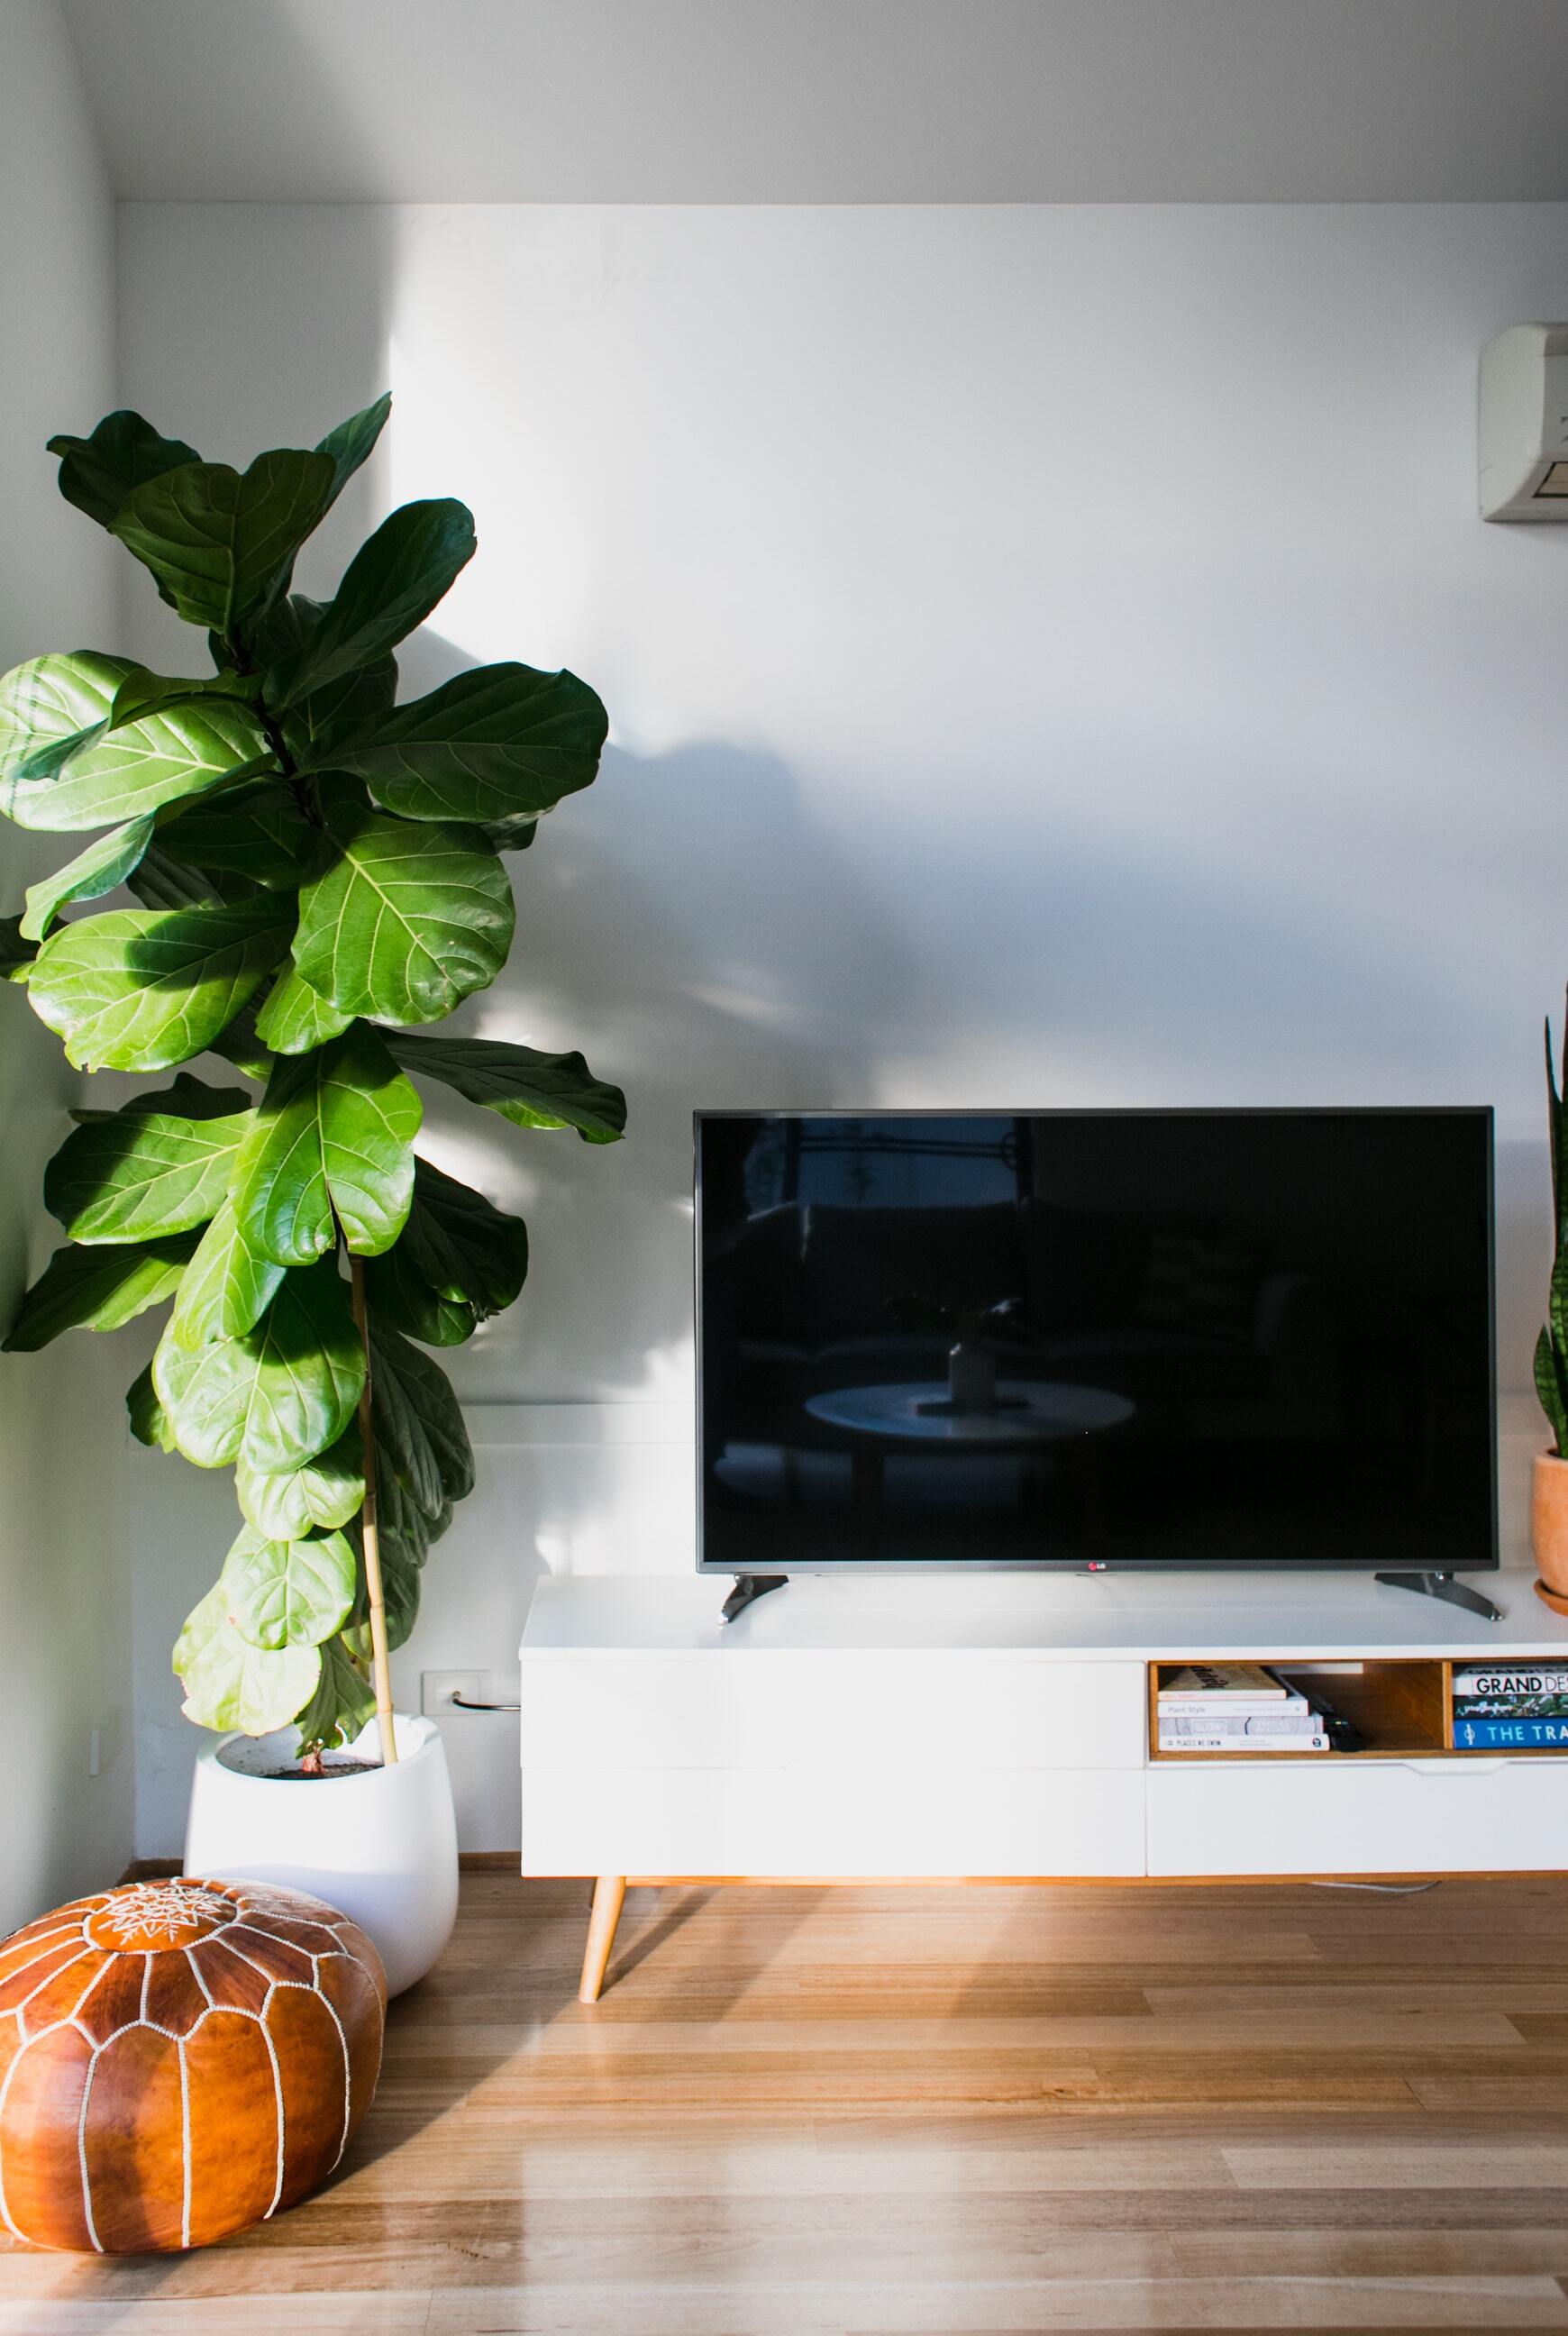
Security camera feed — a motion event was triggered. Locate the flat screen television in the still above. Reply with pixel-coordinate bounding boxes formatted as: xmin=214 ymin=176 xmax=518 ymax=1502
xmin=696 ymin=1109 xmax=1497 ymax=1597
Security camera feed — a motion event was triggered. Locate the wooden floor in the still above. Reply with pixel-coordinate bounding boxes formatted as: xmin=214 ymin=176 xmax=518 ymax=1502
xmin=5 ymin=1869 xmax=1568 ymax=2331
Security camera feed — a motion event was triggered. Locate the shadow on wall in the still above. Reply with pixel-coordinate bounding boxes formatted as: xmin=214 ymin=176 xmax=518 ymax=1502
xmin=398 ymin=674 xmax=934 ymax=1402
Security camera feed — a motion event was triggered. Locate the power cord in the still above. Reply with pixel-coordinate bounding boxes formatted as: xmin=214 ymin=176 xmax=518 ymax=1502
xmin=1308 ymin=1879 xmax=1441 ymax=1894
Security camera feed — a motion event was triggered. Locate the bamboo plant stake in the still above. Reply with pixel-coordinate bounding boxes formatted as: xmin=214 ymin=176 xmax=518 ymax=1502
xmin=351 ymin=1255 xmax=398 ymax=1767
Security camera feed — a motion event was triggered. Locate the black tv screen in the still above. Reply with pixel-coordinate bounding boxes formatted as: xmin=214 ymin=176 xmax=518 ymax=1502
xmin=696 ymin=1109 xmax=1496 ymax=1576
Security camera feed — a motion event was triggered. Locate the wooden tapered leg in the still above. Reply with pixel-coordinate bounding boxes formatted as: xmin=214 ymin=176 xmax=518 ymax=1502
xmin=579 ymin=1875 xmax=627 ymax=2003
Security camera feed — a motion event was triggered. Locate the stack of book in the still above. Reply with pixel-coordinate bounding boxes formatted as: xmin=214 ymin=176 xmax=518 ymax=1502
xmin=1452 ymin=1665 xmax=1568 ymax=1750
xmin=1157 ymin=1663 xmax=1329 ymax=1753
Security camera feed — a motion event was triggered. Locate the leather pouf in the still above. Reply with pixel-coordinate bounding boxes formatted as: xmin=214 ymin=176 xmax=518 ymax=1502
xmin=0 ymin=1875 xmax=386 ymax=2253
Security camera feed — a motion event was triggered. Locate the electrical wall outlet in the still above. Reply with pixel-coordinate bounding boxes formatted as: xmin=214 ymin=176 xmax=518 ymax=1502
xmin=421 ymin=1669 xmax=487 ymax=1718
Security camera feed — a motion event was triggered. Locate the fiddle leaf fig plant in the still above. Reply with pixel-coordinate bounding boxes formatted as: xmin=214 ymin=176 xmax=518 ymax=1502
xmin=1 ymin=397 xmax=624 ymax=1766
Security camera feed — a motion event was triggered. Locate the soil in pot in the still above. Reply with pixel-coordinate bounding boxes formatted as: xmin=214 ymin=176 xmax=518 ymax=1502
xmin=256 ymin=1760 xmax=382 ymax=1781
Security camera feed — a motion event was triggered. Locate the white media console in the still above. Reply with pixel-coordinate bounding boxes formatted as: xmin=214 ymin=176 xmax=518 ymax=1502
xmin=518 ymin=1566 xmax=1568 ymax=1999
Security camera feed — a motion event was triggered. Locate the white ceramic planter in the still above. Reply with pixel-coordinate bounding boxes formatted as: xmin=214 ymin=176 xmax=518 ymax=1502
xmin=184 ymin=1712 xmax=459 ymax=1995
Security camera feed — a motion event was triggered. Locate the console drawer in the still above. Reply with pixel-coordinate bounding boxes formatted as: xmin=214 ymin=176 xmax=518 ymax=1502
xmin=521 ymin=1765 xmax=1146 ymax=1876
xmin=1148 ymin=1758 xmax=1568 ymax=1876
xmin=520 ymin=1653 xmax=1145 ymax=1773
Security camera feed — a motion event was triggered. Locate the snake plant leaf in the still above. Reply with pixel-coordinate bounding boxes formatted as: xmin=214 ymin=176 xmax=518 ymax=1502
xmin=220 ymin=1522 xmax=357 ymax=1651
xmin=48 ymin=410 xmax=201 ymax=529
xmin=3 ymin=1233 xmax=197 ymax=1351
xmin=26 ymin=895 xmax=293 ymax=1072
xmin=253 ymin=963 xmax=353 ymax=1054
xmin=235 ymin=1424 xmax=365 ymax=1538
xmin=368 ymin=1319 xmax=473 ymax=1519
xmin=267 ymin=498 xmax=475 ymax=707
xmin=174 ymin=1579 xmax=322 ymax=1734
xmin=307 ymin=662 xmax=606 ymax=826
xmin=385 ymin=1029 xmax=626 ymax=1143
xmin=0 ymin=917 xmax=38 ymax=982
xmin=363 ymin=1156 xmax=527 ymax=1346
xmin=5 ymin=689 xmax=272 ymax=834
xmin=294 ymin=1632 xmax=375 ymax=1755
xmin=113 ymin=451 xmax=338 ymax=634
xmin=0 ymin=652 xmax=134 ymax=798
xmin=231 ymin=1025 xmax=422 ymax=1268
xmin=292 ymin=801 xmax=514 ymax=1025
xmin=153 ymin=1256 xmax=365 ymax=1473
xmin=45 ymin=1091 xmax=253 ymax=1242
xmin=127 ymin=1360 xmax=178 ymax=1451
xmin=168 ymin=1195 xmax=287 ymax=1348
xmin=1536 ymin=1327 xmax=1568 ymax=1456
xmin=20 ymin=817 xmax=156 ymax=941
xmin=157 ymin=783 xmax=318 ymax=891
xmin=315 ymin=393 xmax=391 ymax=510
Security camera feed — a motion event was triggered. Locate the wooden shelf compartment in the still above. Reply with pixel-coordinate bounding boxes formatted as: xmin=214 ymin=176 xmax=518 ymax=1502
xmin=1149 ymin=1657 xmax=1454 ymax=1762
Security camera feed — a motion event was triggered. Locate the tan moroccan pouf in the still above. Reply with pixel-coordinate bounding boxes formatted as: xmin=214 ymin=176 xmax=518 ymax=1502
xmin=0 ymin=1875 xmax=386 ymax=2252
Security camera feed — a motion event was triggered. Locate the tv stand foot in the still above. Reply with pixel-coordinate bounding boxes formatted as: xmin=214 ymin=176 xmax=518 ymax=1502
xmin=720 ymin=1574 xmax=788 ymax=1626
xmin=1374 ymin=1570 xmax=1503 ymax=1623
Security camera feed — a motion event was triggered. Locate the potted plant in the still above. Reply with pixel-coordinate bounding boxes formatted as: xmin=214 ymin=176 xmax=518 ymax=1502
xmin=1535 ymin=1000 xmax=1568 ymax=1611
xmin=0 ymin=397 xmax=625 ymax=1988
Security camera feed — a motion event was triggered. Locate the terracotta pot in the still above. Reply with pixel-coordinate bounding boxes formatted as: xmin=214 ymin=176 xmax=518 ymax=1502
xmin=1532 ymin=1450 xmax=1568 ymax=1596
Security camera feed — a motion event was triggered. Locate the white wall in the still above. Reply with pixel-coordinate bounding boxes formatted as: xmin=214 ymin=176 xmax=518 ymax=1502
xmin=0 ymin=2 xmax=132 ymax=1927
xmin=115 ymin=200 xmax=1568 ymax=1849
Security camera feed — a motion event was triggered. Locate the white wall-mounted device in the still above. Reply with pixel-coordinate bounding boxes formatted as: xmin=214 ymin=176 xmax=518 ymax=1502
xmin=1480 ymin=324 xmax=1568 ymax=521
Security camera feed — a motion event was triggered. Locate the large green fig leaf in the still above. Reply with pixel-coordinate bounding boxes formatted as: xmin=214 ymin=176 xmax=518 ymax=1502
xmin=375 ymin=1466 xmax=450 ymax=1556
xmin=113 ymin=451 xmax=337 ymax=634
xmin=45 ymin=1090 xmax=253 ymax=1242
xmin=112 ymin=1070 xmax=256 ymax=1120
xmin=168 ymin=1195 xmax=287 ymax=1347
xmin=363 ymin=1155 xmax=527 ymax=1346
xmin=235 ymin=1425 xmax=365 ymax=1538
xmin=205 ymin=998 xmax=273 ymax=1081
xmin=5 ymin=688 xmax=271 ymax=833
xmin=307 ymin=662 xmax=606 ymax=825
xmin=267 ymin=498 xmax=475 ymax=707
xmin=294 ymin=1634 xmax=374 ymax=1755
xmin=157 ymin=783 xmax=318 ymax=890
xmin=231 ymin=1025 xmax=422 ymax=1268
xmin=174 ymin=1580 xmax=321 ymax=1734
xmin=0 ymin=652 xmax=133 ymax=797
xmin=20 ymin=817 xmax=156 ymax=940
xmin=127 ymin=1360 xmax=178 ymax=1450
xmin=4 ymin=1233 xmax=196 ymax=1351
xmin=315 ymin=394 xmax=391 ymax=510
xmin=252 ymin=963 xmax=352 ymax=1054
xmin=243 ymin=592 xmax=397 ymax=760
xmin=152 ymin=1257 xmax=364 ymax=1473
xmin=345 ymin=1527 xmax=421 ymax=1655
xmin=0 ymin=917 xmax=38 ymax=982
xmin=125 ymin=845 xmax=254 ymax=915
xmin=27 ymin=895 xmax=293 ymax=1071
xmin=291 ymin=802 xmax=514 ymax=1024
xmin=49 ymin=411 xmax=201 ymax=529
xmin=386 ymin=1029 xmax=626 ymax=1142
xmin=368 ymin=1319 xmax=473 ymax=1519
xmin=219 ymin=1522 xmax=356 ymax=1651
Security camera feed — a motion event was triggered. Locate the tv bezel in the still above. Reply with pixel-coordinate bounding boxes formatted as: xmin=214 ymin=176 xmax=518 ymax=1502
xmin=693 ymin=1104 xmax=1500 ymax=1578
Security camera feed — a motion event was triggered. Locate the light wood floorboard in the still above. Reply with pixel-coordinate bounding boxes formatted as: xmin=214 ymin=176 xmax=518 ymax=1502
xmin=3 ymin=1874 xmax=1568 ymax=2331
